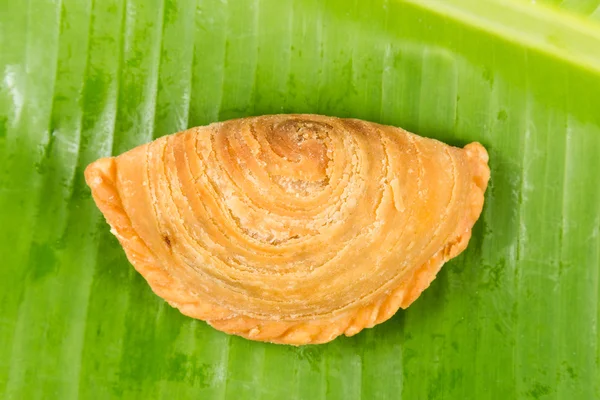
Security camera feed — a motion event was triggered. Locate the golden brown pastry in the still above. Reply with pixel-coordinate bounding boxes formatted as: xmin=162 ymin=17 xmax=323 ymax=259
xmin=85 ymin=114 xmax=489 ymax=345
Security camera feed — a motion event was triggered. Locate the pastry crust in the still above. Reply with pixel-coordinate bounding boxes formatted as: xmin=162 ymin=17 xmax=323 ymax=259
xmin=85 ymin=114 xmax=489 ymax=345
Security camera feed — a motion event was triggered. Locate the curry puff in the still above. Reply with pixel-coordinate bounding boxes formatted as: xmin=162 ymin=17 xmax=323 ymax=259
xmin=85 ymin=114 xmax=489 ymax=345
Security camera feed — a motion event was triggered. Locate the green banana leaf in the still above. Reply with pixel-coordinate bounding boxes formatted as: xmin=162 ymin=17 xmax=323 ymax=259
xmin=2 ymin=0 xmax=600 ymax=398
xmin=541 ymin=0 xmax=600 ymax=20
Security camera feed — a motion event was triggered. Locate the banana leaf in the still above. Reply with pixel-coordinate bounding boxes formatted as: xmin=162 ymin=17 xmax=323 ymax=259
xmin=1 ymin=0 xmax=599 ymax=398
xmin=541 ymin=0 xmax=600 ymax=20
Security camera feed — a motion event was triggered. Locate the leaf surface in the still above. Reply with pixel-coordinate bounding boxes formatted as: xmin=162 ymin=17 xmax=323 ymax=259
xmin=1 ymin=0 xmax=599 ymax=398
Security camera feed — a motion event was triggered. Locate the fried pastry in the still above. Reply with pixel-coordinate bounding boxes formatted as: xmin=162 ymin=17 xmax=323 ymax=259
xmin=85 ymin=114 xmax=489 ymax=345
